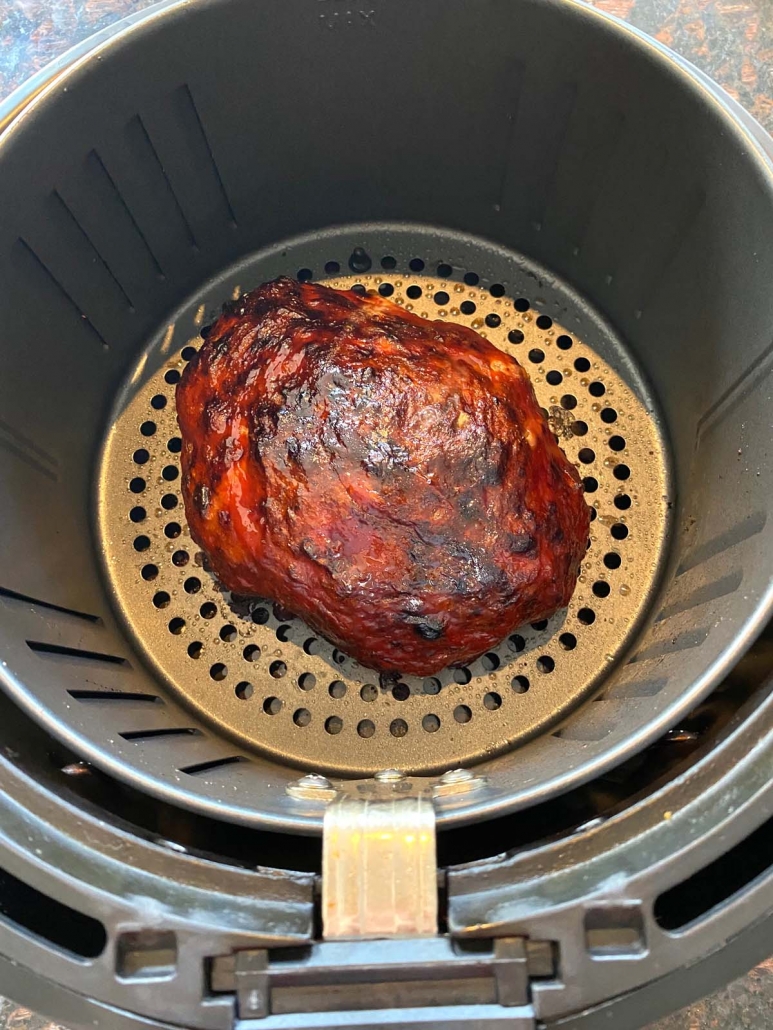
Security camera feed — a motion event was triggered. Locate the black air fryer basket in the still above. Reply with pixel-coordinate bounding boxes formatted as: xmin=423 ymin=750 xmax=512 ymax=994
xmin=0 ymin=0 xmax=772 ymax=1027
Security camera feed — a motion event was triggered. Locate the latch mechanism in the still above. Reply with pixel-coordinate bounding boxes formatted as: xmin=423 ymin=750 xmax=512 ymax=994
xmin=210 ymin=936 xmax=555 ymax=1026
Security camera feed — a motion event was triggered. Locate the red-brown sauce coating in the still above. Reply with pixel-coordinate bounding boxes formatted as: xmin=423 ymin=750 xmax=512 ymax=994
xmin=177 ymin=277 xmax=590 ymax=675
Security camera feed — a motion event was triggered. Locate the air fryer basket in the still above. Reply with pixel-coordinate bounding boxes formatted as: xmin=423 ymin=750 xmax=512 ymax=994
xmin=1 ymin=0 xmax=771 ymax=834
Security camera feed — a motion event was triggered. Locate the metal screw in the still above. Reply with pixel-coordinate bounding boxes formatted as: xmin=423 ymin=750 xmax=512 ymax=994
xmin=298 ymin=774 xmax=333 ymax=790
xmin=433 ymin=767 xmax=486 ymax=800
xmin=286 ymin=773 xmax=337 ymax=802
xmin=440 ymin=768 xmax=474 ymax=785
xmin=374 ymin=769 xmax=406 ymax=783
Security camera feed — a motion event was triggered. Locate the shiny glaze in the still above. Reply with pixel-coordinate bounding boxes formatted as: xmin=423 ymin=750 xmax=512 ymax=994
xmin=177 ymin=277 xmax=590 ymax=675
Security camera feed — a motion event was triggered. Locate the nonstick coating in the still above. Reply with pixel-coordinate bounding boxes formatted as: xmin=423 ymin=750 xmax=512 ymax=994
xmin=0 ymin=0 xmax=772 ymax=832
xmin=97 ymin=224 xmax=671 ymax=778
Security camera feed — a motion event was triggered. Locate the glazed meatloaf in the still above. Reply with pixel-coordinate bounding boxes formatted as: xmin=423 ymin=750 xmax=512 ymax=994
xmin=176 ymin=277 xmax=589 ymax=675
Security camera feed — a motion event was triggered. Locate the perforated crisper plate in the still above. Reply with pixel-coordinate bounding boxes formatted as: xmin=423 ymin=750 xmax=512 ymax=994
xmin=98 ymin=234 xmax=669 ymax=777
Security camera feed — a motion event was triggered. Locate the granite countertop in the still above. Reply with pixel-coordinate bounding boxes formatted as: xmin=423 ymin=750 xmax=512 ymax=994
xmin=0 ymin=0 xmax=772 ymax=1027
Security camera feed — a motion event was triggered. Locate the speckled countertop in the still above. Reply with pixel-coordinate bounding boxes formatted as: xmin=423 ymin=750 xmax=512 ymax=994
xmin=0 ymin=0 xmax=772 ymax=1028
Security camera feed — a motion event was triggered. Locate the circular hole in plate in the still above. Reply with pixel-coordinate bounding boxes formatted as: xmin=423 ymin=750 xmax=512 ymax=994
xmin=511 ymin=675 xmax=530 ymax=693
xmin=235 ymin=682 xmax=254 ymax=700
xmin=326 ymin=716 xmax=344 ymax=735
xmin=270 ymin=661 xmax=287 ymax=679
xmin=294 ymin=707 xmax=311 ymax=726
xmin=357 ymin=719 xmax=376 ymax=739
xmin=210 ymin=662 xmax=227 ymax=681
xmin=422 ymin=713 xmax=440 ymax=733
xmin=483 ymin=691 xmax=502 ymax=710
xmin=454 ymin=705 xmax=472 ymax=724
xmin=390 ymin=718 xmax=408 ymax=737
xmin=329 ymin=680 xmax=347 ymax=699
xmin=264 ymin=696 xmax=282 ymax=715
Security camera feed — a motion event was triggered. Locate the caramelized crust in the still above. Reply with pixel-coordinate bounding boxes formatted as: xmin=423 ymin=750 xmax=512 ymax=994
xmin=177 ymin=277 xmax=590 ymax=675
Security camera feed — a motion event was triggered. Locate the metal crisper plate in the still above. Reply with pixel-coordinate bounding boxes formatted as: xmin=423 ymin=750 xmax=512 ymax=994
xmin=98 ymin=249 xmax=669 ymax=777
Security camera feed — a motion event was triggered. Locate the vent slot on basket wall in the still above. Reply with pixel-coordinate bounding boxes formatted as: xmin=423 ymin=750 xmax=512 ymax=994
xmin=0 ymin=865 xmax=106 ymax=959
